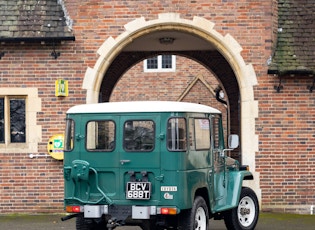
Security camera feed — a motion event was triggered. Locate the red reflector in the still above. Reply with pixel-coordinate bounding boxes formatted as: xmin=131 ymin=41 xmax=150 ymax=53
xmin=161 ymin=208 xmax=169 ymax=215
xmin=66 ymin=206 xmax=81 ymax=213
xmin=72 ymin=206 xmax=81 ymax=212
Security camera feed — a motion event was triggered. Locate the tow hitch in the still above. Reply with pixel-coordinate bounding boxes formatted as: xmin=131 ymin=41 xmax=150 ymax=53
xmin=107 ymin=218 xmax=121 ymax=230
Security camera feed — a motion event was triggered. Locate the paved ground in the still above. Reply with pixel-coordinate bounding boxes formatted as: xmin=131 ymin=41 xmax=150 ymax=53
xmin=0 ymin=212 xmax=314 ymax=229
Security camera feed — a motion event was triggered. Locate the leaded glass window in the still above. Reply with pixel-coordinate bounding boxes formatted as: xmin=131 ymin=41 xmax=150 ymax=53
xmin=10 ymin=98 xmax=25 ymax=143
xmin=0 ymin=97 xmax=26 ymax=144
xmin=0 ymin=98 xmax=4 ymax=143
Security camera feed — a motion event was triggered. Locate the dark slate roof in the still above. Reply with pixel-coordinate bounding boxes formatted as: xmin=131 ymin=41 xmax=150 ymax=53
xmin=268 ymin=0 xmax=315 ymax=76
xmin=0 ymin=0 xmax=75 ymax=42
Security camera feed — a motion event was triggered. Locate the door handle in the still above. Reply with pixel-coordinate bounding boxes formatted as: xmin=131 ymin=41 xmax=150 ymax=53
xmin=120 ymin=159 xmax=131 ymax=165
xmin=75 ymin=133 xmax=85 ymax=141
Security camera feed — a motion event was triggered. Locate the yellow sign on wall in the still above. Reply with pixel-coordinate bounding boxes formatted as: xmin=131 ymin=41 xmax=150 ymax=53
xmin=47 ymin=134 xmax=64 ymax=160
xmin=55 ymin=79 xmax=68 ymax=97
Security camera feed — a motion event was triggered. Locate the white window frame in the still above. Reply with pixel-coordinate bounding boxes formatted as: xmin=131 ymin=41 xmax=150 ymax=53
xmin=143 ymin=55 xmax=176 ymax=72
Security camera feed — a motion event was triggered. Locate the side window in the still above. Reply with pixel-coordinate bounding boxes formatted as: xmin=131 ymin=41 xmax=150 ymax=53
xmin=188 ymin=118 xmax=195 ymax=150
xmin=86 ymin=120 xmax=115 ymax=151
xmin=124 ymin=120 xmax=154 ymax=151
xmin=194 ymin=118 xmax=210 ymax=150
xmin=211 ymin=116 xmax=220 ymax=149
xmin=167 ymin=118 xmax=186 ymax=151
xmin=212 ymin=115 xmax=224 ymax=171
xmin=64 ymin=119 xmax=74 ymax=151
xmin=0 ymin=97 xmax=26 ymax=143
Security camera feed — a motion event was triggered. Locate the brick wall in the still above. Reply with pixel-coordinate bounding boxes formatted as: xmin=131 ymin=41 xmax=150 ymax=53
xmin=1 ymin=0 xmax=314 ymax=214
xmin=0 ymin=42 xmax=86 ymax=213
xmin=255 ymin=77 xmax=315 ymax=213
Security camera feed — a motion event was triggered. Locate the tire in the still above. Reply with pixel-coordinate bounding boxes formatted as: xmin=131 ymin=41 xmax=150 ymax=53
xmin=224 ymin=187 xmax=259 ymax=230
xmin=178 ymin=196 xmax=209 ymax=230
xmin=76 ymin=215 xmax=108 ymax=230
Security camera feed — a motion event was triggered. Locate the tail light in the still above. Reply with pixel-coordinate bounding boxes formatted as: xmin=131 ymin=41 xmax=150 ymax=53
xmin=159 ymin=207 xmax=178 ymax=215
xmin=66 ymin=205 xmax=83 ymax=213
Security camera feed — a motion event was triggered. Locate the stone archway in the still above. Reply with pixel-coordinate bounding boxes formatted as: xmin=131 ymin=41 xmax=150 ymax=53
xmin=83 ymin=13 xmax=260 ymax=199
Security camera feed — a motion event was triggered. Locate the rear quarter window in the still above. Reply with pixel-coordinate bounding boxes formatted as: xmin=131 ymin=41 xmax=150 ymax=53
xmin=167 ymin=117 xmax=187 ymax=151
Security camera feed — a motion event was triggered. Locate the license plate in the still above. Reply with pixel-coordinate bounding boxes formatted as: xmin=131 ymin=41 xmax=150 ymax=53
xmin=126 ymin=182 xmax=151 ymax=200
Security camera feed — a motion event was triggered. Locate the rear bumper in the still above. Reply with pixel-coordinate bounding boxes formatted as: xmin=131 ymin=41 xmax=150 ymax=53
xmin=65 ymin=205 xmax=178 ymax=219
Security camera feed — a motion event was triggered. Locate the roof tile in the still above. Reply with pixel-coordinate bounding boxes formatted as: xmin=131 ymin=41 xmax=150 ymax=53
xmin=0 ymin=0 xmax=74 ymax=42
xmin=268 ymin=0 xmax=315 ymax=75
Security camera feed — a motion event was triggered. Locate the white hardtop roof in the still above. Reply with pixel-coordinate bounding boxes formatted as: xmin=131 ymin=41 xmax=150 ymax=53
xmin=67 ymin=101 xmax=221 ymax=114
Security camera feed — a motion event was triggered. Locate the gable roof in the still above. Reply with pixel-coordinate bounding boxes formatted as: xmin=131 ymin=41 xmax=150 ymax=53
xmin=268 ymin=0 xmax=315 ymax=76
xmin=0 ymin=0 xmax=75 ymax=42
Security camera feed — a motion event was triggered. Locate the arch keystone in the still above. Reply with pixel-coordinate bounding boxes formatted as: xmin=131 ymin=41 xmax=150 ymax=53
xmin=158 ymin=12 xmax=181 ymax=21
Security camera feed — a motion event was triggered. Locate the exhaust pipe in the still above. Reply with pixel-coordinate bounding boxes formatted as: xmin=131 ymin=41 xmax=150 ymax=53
xmin=61 ymin=213 xmax=80 ymax=221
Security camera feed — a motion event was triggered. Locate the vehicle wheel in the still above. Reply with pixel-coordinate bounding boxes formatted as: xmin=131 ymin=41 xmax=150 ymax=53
xmin=76 ymin=215 xmax=108 ymax=230
xmin=178 ymin=196 xmax=209 ymax=230
xmin=224 ymin=187 xmax=259 ymax=230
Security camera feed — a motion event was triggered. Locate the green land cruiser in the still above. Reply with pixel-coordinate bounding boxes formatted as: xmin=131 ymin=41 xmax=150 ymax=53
xmin=62 ymin=101 xmax=259 ymax=230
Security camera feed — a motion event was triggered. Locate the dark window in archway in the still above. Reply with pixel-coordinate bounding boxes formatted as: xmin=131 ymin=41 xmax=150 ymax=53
xmin=146 ymin=56 xmax=158 ymax=69
xmin=161 ymin=55 xmax=172 ymax=69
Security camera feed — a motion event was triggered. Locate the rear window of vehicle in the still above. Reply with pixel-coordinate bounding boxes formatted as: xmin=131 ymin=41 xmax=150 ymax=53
xmin=124 ymin=120 xmax=155 ymax=151
xmin=86 ymin=120 xmax=115 ymax=151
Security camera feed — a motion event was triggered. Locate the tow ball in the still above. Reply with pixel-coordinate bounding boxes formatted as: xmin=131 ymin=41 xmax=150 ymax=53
xmin=107 ymin=218 xmax=121 ymax=230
